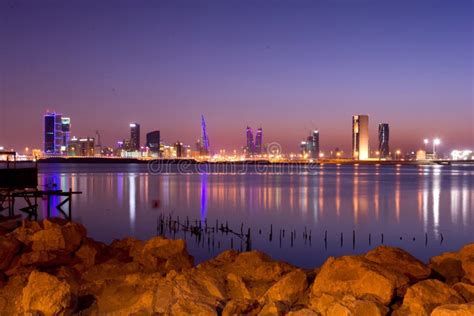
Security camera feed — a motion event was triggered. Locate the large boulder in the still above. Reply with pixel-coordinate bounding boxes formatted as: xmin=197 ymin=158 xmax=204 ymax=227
xmin=365 ymin=246 xmax=431 ymax=282
xmin=153 ymin=269 xmax=226 ymax=314
xmin=430 ymin=244 xmax=474 ymax=285
xmin=74 ymin=238 xmax=107 ymax=270
xmin=130 ymin=236 xmax=193 ymax=273
xmin=431 ymin=303 xmax=474 ymax=316
xmin=0 ymin=236 xmax=21 ymax=270
xmin=227 ymin=272 xmax=254 ymax=300
xmin=31 ymin=220 xmax=86 ymax=253
xmin=7 ymin=220 xmax=43 ymax=246
xmin=222 ymin=299 xmax=260 ymax=316
xmin=310 ymin=293 xmax=388 ymax=316
xmin=261 ymin=269 xmax=308 ymax=305
xmin=311 ymin=256 xmax=408 ymax=305
xmin=22 ymin=270 xmax=75 ymax=315
xmin=452 ymin=282 xmax=474 ymax=302
xmin=258 ymin=301 xmax=289 ymax=315
xmin=459 ymin=244 xmax=474 ymax=284
xmin=19 ymin=249 xmax=73 ymax=268
xmin=394 ymin=279 xmax=465 ymax=315
xmin=94 ymin=283 xmax=155 ymax=315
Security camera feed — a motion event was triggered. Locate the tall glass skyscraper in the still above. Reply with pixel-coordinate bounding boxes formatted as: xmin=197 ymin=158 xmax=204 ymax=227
xmin=246 ymin=126 xmax=254 ymax=156
xmin=378 ymin=123 xmax=390 ymax=159
xmin=44 ymin=112 xmax=63 ymax=155
xmin=308 ymin=130 xmax=320 ymax=159
xmin=146 ymin=130 xmax=160 ymax=153
xmin=130 ymin=123 xmax=140 ymax=151
xmin=255 ymin=128 xmax=263 ymax=155
xmin=352 ymin=115 xmax=369 ymax=160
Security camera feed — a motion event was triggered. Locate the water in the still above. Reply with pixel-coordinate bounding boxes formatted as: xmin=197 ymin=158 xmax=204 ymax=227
xmin=33 ymin=163 xmax=473 ymax=268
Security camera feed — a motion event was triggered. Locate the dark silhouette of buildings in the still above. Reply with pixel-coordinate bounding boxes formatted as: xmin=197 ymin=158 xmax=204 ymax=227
xmin=146 ymin=130 xmax=160 ymax=153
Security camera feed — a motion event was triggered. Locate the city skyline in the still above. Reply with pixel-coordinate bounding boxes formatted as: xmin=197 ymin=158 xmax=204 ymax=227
xmin=0 ymin=0 xmax=472 ymax=152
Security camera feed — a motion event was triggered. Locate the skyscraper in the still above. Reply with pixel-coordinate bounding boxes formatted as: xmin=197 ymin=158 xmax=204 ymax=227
xmin=146 ymin=130 xmax=160 ymax=153
xmin=378 ymin=123 xmax=390 ymax=159
xmin=44 ymin=112 xmax=63 ymax=155
xmin=246 ymin=126 xmax=254 ymax=156
xmin=255 ymin=128 xmax=263 ymax=155
xmin=352 ymin=115 xmax=369 ymax=160
xmin=307 ymin=130 xmax=320 ymax=160
xmin=61 ymin=117 xmax=71 ymax=152
xmin=200 ymin=115 xmax=210 ymax=155
xmin=130 ymin=123 xmax=140 ymax=151
xmin=174 ymin=141 xmax=183 ymax=158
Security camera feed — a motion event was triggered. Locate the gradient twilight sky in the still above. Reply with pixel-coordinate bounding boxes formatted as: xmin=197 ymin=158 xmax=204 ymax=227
xmin=0 ymin=0 xmax=472 ymax=153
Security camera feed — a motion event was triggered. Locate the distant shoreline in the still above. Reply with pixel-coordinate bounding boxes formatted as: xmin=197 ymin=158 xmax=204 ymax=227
xmin=31 ymin=157 xmax=474 ymax=166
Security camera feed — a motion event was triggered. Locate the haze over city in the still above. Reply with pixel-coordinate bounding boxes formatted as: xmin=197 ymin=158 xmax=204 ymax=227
xmin=0 ymin=0 xmax=472 ymax=153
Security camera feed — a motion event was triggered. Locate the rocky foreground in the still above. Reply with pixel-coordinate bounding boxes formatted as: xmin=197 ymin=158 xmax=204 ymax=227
xmin=0 ymin=220 xmax=474 ymax=315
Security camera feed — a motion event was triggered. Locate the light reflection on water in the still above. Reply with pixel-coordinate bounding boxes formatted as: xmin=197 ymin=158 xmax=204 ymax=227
xmin=35 ymin=163 xmax=474 ymax=268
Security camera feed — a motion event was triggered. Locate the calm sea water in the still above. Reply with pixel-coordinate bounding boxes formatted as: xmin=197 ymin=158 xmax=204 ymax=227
xmin=34 ymin=163 xmax=473 ymax=268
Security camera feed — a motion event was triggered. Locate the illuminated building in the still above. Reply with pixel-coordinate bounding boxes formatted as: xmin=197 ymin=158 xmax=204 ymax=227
xmin=246 ymin=126 xmax=255 ymax=156
xmin=146 ymin=131 xmax=160 ymax=153
xmin=44 ymin=112 xmax=63 ymax=155
xmin=306 ymin=130 xmax=320 ymax=160
xmin=67 ymin=137 xmax=95 ymax=156
xmin=200 ymin=115 xmax=210 ymax=155
xmin=174 ymin=141 xmax=184 ymax=158
xmin=61 ymin=117 xmax=71 ymax=153
xmin=130 ymin=123 xmax=140 ymax=151
xmin=300 ymin=141 xmax=308 ymax=156
xmin=378 ymin=123 xmax=389 ymax=159
xmin=352 ymin=115 xmax=369 ymax=160
xmin=255 ymin=128 xmax=263 ymax=155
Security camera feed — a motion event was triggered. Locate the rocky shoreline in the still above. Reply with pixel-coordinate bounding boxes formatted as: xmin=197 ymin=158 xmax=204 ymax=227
xmin=0 ymin=219 xmax=473 ymax=315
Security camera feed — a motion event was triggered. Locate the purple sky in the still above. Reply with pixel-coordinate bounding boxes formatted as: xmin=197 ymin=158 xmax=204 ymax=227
xmin=0 ymin=0 xmax=472 ymax=154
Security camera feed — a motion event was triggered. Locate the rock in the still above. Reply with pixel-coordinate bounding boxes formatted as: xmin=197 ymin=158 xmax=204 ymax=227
xmin=222 ymin=299 xmax=260 ymax=316
xmin=19 ymin=250 xmax=73 ymax=268
xmin=459 ymin=244 xmax=474 ymax=284
xmin=310 ymin=293 xmax=388 ymax=316
xmin=262 ymin=269 xmax=308 ymax=305
xmin=227 ymin=272 xmax=254 ymax=300
xmin=31 ymin=220 xmax=86 ymax=253
xmin=394 ymin=279 xmax=465 ymax=315
xmin=311 ymin=256 xmax=408 ymax=305
xmin=153 ymin=269 xmax=226 ymax=314
xmin=287 ymin=308 xmax=318 ymax=316
xmin=74 ymin=238 xmax=106 ymax=269
xmin=22 ymin=270 xmax=74 ymax=315
xmin=131 ymin=236 xmax=193 ymax=272
xmin=0 ymin=273 xmax=29 ymax=314
xmin=452 ymin=282 xmax=474 ymax=302
xmin=8 ymin=220 xmax=42 ymax=246
xmin=431 ymin=303 xmax=474 ymax=315
xmin=95 ymin=284 xmax=154 ymax=315
xmin=365 ymin=246 xmax=431 ymax=282
xmin=430 ymin=252 xmax=464 ymax=285
xmin=258 ymin=301 xmax=288 ymax=316
xmin=0 ymin=236 xmax=21 ymax=270
xmin=170 ymin=298 xmax=218 ymax=315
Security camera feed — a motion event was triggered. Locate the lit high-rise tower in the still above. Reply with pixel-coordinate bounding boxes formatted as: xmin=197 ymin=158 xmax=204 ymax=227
xmin=61 ymin=117 xmax=71 ymax=154
xmin=255 ymin=128 xmax=263 ymax=155
xmin=200 ymin=115 xmax=210 ymax=155
xmin=44 ymin=112 xmax=63 ymax=155
xmin=352 ymin=115 xmax=369 ymax=160
xmin=246 ymin=126 xmax=254 ymax=156
xmin=309 ymin=130 xmax=320 ymax=159
xmin=378 ymin=123 xmax=390 ymax=159
xmin=130 ymin=123 xmax=140 ymax=151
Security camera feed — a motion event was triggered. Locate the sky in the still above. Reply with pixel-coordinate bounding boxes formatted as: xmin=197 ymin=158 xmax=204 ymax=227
xmin=0 ymin=0 xmax=472 ymax=154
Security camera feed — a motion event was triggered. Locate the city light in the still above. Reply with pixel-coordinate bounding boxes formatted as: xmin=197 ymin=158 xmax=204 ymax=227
xmin=451 ymin=150 xmax=473 ymax=161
